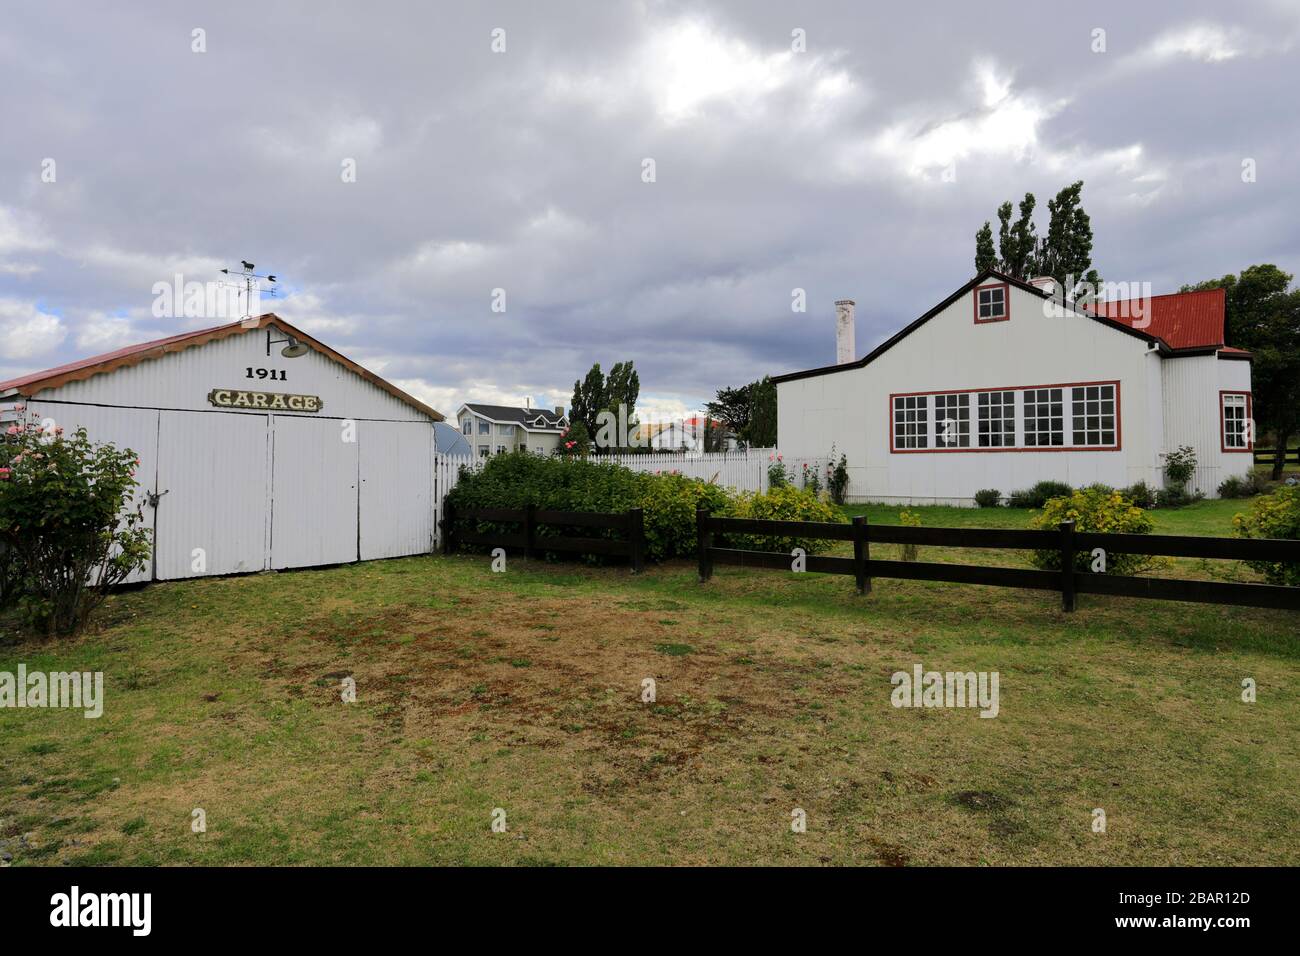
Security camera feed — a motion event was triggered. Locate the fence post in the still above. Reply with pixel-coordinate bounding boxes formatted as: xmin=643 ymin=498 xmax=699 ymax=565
xmin=628 ymin=507 xmax=645 ymax=574
xmin=696 ymin=506 xmax=713 ymax=583
xmin=1059 ymin=519 xmax=1077 ymax=613
xmin=524 ymin=503 xmax=537 ymax=563
xmin=441 ymin=498 xmax=455 ymax=555
xmin=853 ymin=515 xmax=871 ymax=595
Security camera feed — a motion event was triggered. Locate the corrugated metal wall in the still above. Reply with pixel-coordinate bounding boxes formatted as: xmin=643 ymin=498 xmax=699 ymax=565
xmin=270 ymin=416 xmax=360 ymax=569
xmin=361 ymin=421 xmax=434 ymax=560
xmin=1161 ymin=356 xmax=1224 ymax=496
xmin=154 ymin=411 xmax=270 ymax=579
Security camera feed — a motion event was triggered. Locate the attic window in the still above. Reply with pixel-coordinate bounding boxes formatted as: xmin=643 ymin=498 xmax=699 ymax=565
xmin=975 ymin=284 xmax=1009 ymax=323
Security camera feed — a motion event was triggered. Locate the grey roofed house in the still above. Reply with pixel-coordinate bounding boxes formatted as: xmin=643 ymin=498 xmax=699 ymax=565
xmin=460 ymin=402 xmax=567 ymax=429
xmin=457 ymin=402 xmax=569 ymax=457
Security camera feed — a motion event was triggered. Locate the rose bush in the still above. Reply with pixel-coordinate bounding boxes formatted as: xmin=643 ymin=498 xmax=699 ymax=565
xmin=1 ymin=412 xmax=152 ymax=637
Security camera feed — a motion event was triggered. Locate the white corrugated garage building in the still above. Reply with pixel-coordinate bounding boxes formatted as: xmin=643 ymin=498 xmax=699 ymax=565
xmin=0 ymin=314 xmax=444 ymax=582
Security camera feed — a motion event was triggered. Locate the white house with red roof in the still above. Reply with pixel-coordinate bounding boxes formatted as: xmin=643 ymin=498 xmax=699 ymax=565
xmin=1 ymin=314 xmax=445 ymax=581
xmin=773 ymin=271 xmax=1253 ymax=504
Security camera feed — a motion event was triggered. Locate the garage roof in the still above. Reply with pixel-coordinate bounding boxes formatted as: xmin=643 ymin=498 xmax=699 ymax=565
xmin=0 ymin=313 xmax=444 ymax=421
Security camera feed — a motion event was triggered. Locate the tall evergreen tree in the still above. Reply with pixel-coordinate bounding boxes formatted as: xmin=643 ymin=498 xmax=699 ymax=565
xmin=975 ymin=222 xmax=997 ymax=273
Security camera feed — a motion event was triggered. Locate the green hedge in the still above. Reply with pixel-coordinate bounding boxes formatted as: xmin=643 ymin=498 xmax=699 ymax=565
xmin=444 ymin=453 xmax=842 ymax=563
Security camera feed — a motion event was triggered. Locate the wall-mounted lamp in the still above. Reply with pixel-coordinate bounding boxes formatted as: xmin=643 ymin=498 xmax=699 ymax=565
xmin=267 ymin=329 xmax=309 ymax=358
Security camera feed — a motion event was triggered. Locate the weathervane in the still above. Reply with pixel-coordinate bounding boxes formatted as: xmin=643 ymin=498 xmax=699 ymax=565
xmin=219 ymin=260 xmax=279 ymax=325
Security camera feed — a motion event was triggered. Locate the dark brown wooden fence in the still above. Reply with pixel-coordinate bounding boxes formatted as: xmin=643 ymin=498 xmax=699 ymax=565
xmin=1253 ymin=447 xmax=1300 ymax=466
xmin=442 ymin=503 xmax=645 ymax=572
xmin=696 ymin=508 xmax=1300 ymax=612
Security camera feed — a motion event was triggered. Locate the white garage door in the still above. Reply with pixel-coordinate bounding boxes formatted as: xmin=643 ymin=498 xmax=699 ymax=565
xmin=271 ymin=415 xmax=359 ymax=569
xmin=30 ymin=402 xmax=160 ymax=584
xmin=154 ymin=410 xmax=270 ymax=579
xmin=359 ymin=420 xmax=434 ymax=560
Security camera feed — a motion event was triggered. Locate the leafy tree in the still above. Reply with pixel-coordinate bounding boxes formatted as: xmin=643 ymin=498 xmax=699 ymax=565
xmin=705 ymin=383 xmax=753 ymax=442
xmin=997 ymin=194 xmax=1038 ymax=280
xmin=975 ymin=181 xmax=1100 ymax=293
xmin=570 ymin=360 xmax=640 ymax=450
xmin=570 ymin=363 xmax=608 ymax=438
xmin=705 ymin=376 xmax=777 ymax=448
xmin=1182 ymin=264 xmax=1300 ymax=479
xmin=975 ymin=222 xmax=997 ymax=273
xmin=748 ymin=376 xmax=777 ymax=447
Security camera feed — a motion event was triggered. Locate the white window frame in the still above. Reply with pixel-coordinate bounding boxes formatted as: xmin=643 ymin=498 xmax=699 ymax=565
xmin=1023 ymin=387 xmax=1065 ymax=447
xmin=934 ymin=393 xmax=970 ymax=448
xmin=1222 ymin=392 xmax=1249 ymax=450
xmin=977 ymin=390 xmax=1016 ymax=448
xmin=893 ymin=395 xmax=929 ymax=449
xmin=1070 ymin=384 xmax=1118 ymax=448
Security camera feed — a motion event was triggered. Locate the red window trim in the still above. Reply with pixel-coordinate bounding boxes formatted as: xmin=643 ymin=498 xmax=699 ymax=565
xmin=973 ymin=282 xmax=1010 ymax=324
xmin=1218 ymin=390 xmax=1253 ymax=453
xmin=888 ymin=380 xmax=1122 ymax=454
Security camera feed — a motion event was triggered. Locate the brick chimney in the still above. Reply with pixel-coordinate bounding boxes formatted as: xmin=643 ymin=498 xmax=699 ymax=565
xmin=835 ymin=299 xmax=856 ymax=364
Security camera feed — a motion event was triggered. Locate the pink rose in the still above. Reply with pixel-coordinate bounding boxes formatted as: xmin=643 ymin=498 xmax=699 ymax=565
xmin=54 ymin=426 xmax=64 ymax=435
xmin=5 ymin=426 xmax=17 ymax=435
xmin=0 ymin=467 xmax=9 ymax=480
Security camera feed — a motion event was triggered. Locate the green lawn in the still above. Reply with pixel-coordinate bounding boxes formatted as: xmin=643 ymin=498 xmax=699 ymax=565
xmin=1 ymin=498 xmax=1297 ymax=866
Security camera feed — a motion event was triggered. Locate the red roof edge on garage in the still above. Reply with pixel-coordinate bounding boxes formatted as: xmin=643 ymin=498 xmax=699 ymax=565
xmin=0 ymin=313 xmax=444 ymax=421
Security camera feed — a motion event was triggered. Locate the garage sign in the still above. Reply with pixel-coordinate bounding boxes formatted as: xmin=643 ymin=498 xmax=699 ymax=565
xmin=207 ymin=388 xmax=324 ymax=412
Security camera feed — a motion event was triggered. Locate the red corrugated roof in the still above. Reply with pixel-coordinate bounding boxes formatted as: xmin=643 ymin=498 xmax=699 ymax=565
xmin=1090 ymin=287 xmax=1227 ymax=350
xmin=0 ymin=321 xmax=232 ymax=393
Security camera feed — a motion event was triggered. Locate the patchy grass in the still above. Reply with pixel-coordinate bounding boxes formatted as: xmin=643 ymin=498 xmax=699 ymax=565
xmin=1 ymin=499 xmax=1297 ymax=866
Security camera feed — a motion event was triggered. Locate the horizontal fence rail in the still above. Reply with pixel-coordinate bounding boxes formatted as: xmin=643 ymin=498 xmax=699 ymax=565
xmin=1252 ymin=447 xmax=1299 ymax=465
xmin=442 ymin=502 xmax=645 ymax=571
xmin=696 ymin=508 xmax=1300 ymax=612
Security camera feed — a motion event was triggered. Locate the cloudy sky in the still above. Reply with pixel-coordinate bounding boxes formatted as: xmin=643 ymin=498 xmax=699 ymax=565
xmin=2 ymin=1 xmax=1298 ymax=421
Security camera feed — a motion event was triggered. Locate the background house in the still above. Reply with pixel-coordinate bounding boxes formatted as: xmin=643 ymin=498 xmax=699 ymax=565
xmin=457 ymin=401 xmax=567 ymax=457
xmin=773 ymin=273 xmax=1253 ymax=504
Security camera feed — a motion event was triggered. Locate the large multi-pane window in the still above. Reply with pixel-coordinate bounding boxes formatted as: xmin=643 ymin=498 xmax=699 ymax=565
xmin=1023 ymin=388 xmax=1064 ymax=447
xmin=977 ymin=390 xmax=1015 ymax=447
xmin=478 ymin=420 xmax=490 ymax=435
xmin=1222 ymin=392 xmax=1249 ymax=450
xmin=934 ymin=393 xmax=970 ymax=448
xmin=1071 ymin=384 xmax=1116 ymax=447
xmin=892 ymin=382 xmax=1118 ymax=452
xmin=893 ymin=395 xmax=928 ymax=449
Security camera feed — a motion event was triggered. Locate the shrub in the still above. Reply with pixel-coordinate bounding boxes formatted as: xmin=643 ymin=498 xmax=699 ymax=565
xmin=800 ymin=461 xmax=821 ymax=495
xmin=1120 ymin=481 xmax=1156 ymax=509
xmin=767 ymin=454 xmax=788 ymax=489
xmin=445 ymin=452 xmax=731 ymax=563
xmin=0 ymin=416 xmax=152 ymax=636
xmin=726 ymin=485 xmax=846 ymax=555
xmin=1155 ymin=486 xmax=1204 ymax=509
xmin=1233 ymin=485 xmax=1300 ymax=585
xmin=899 ymin=509 xmax=922 ymax=561
xmin=826 ymin=449 xmax=850 ymax=505
xmin=1028 ymin=487 xmax=1163 ymax=576
xmin=974 ymin=489 xmax=1002 ymax=508
xmin=1008 ymin=480 xmax=1073 ymax=509
xmin=1162 ymin=445 xmax=1197 ymax=495
xmin=1218 ymin=472 xmax=1269 ymax=499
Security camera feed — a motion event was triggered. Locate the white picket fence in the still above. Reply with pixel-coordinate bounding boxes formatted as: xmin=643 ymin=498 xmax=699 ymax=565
xmin=432 ymin=454 xmax=476 ymax=547
xmin=431 ymin=448 xmax=831 ymax=547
